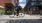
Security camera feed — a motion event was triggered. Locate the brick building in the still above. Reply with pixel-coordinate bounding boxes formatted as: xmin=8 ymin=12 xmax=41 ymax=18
xmin=0 ymin=0 xmax=12 ymax=8
xmin=0 ymin=0 xmax=19 ymax=8
xmin=0 ymin=0 xmax=19 ymax=14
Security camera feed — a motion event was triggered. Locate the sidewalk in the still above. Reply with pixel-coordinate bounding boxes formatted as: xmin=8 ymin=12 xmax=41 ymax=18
xmin=0 ymin=13 xmax=42 ymax=20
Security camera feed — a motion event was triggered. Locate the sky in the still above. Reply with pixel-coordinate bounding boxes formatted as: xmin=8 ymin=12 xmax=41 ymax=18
xmin=19 ymin=0 xmax=26 ymax=2
xmin=19 ymin=0 xmax=26 ymax=8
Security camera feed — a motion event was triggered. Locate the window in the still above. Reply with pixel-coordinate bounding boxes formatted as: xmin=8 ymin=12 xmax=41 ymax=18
xmin=32 ymin=0 xmax=36 ymax=1
xmin=31 ymin=2 xmax=36 ymax=5
xmin=40 ymin=2 xmax=42 ymax=4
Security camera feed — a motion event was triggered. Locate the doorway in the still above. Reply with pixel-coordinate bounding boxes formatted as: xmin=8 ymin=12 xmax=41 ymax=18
xmin=32 ymin=5 xmax=42 ymax=14
xmin=5 ymin=3 xmax=14 ymax=15
xmin=36 ymin=5 xmax=42 ymax=15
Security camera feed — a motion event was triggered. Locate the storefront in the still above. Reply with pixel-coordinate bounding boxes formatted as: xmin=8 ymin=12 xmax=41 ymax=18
xmin=31 ymin=1 xmax=42 ymax=15
xmin=25 ymin=0 xmax=42 ymax=15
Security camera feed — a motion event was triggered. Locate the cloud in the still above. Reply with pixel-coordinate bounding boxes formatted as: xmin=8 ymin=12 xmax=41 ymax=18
xmin=19 ymin=0 xmax=23 ymax=2
xmin=22 ymin=0 xmax=26 ymax=2
xmin=19 ymin=3 xmax=26 ymax=8
xmin=19 ymin=0 xmax=26 ymax=8
xmin=19 ymin=0 xmax=26 ymax=2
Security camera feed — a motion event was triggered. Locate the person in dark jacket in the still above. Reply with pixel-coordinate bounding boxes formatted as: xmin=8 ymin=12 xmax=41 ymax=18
xmin=16 ymin=5 xmax=22 ymax=16
xmin=14 ymin=4 xmax=22 ymax=16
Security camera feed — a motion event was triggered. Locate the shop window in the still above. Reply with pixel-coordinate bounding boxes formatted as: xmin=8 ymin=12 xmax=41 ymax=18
xmin=31 ymin=2 xmax=36 ymax=5
xmin=40 ymin=2 xmax=42 ymax=4
xmin=32 ymin=0 xmax=36 ymax=1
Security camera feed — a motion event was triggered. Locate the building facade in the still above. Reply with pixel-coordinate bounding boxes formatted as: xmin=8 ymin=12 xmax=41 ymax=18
xmin=25 ymin=0 xmax=42 ymax=14
xmin=0 ymin=0 xmax=19 ymax=8
xmin=0 ymin=0 xmax=19 ymax=14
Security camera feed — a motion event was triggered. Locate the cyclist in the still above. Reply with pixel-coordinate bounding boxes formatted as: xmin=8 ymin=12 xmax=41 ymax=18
xmin=14 ymin=4 xmax=22 ymax=16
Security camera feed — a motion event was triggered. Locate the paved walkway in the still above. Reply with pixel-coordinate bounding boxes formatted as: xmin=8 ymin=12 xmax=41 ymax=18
xmin=0 ymin=13 xmax=42 ymax=20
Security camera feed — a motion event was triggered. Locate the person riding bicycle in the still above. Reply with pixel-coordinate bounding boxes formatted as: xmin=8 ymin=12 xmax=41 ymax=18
xmin=14 ymin=4 xmax=22 ymax=16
